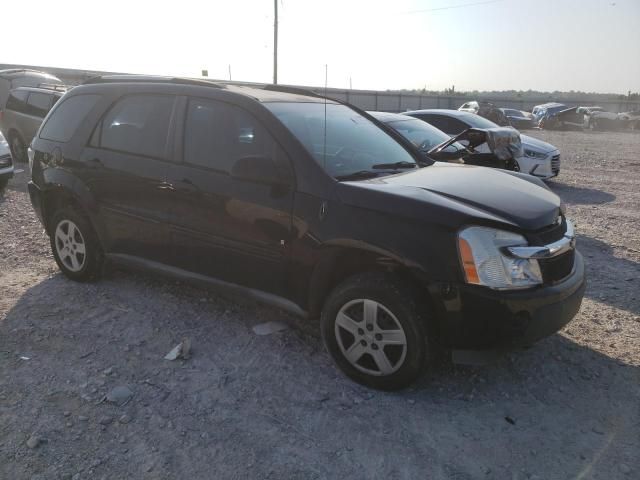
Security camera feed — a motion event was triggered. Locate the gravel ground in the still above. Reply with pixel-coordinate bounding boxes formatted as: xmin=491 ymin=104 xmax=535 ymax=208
xmin=1 ymin=130 xmax=639 ymax=480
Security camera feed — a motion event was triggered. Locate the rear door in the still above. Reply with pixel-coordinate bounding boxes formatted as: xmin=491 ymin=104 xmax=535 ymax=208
xmin=80 ymin=93 xmax=177 ymax=262
xmin=164 ymin=96 xmax=295 ymax=295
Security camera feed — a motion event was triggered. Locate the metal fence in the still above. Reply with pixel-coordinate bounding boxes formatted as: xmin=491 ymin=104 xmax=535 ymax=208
xmin=308 ymin=88 xmax=640 ymax=114
xmin=2 ymin=63 xmax=638 ymax=113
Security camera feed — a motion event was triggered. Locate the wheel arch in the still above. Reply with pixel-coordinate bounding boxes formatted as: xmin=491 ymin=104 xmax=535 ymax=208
xmin=307 ymin=241 xmax=432 ymax=318
xmin=40 ymin=172 xmax=105 ymax=245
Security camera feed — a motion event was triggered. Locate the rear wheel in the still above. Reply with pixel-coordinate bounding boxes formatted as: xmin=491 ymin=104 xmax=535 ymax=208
xmin=321 ymin=272 xmax=430 ymax=390
xmin=9 ymin=133 xmax=27 ymax=163
xmin=0 ymin=178 xmax=7 ymax=190
xmin=50 ymin=207 xmax=104 ymax=281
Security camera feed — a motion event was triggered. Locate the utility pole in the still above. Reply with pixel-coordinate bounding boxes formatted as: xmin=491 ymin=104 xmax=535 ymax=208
xmin=273 ymin=0 xmax=278 ymax=84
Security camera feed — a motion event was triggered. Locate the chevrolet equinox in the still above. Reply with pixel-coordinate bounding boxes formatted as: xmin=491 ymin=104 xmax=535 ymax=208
xmin=28 ymin=76 xmax=586 ymax=390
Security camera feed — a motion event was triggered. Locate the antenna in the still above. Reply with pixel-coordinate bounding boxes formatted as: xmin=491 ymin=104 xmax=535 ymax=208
xmin=273 ymin=0 xmax=278 ymax=84
xmin=323 ymin=64 xmax=328 ymax=172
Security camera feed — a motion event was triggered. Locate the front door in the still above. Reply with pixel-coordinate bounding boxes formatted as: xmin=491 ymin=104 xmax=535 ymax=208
xmin=164 ymin=97 xmax=294 ymax=296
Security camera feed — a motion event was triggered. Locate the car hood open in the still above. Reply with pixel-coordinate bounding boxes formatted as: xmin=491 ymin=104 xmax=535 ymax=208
xmin=340 ymin=163 xmax=560 ymax=231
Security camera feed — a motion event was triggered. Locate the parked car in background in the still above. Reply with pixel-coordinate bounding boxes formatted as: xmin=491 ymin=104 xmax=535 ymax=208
xmin=28 ymin=75 xmax=585 ymax=390
xmin=369 ymin=111 xmax=521 ymax=172
xmin=0 ymin=130 xmax=13 ymax=189
xmin=405 ymin=109 xmax=560 ymax=179
xmin=0 ymin=85 xmax=66 ymax=162
xmin=458 ymin=101 xmax=479 ymax=114
xmin=578 ymin=106 xmax=623 ymax=130
xmin=0 ymin=69 xmax=63 ymax=109
xmin=500 ymin=108 xmax=536 ymax=129
xmin=619 ymin=110 xmax=640 ymax=130
xmin=459 ymin=101 xmax=509 ymax=126
xmin=531 ymin=102 xmax=568 ymax=128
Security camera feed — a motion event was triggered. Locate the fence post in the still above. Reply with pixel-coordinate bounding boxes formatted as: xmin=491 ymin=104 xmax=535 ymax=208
xmin=398 ymin=94 xmax=402 ymax=112
xmin=375 ymin=92 xmax=378 ymax=111
xmin=346 ymin=89 xmax=350 ymax=104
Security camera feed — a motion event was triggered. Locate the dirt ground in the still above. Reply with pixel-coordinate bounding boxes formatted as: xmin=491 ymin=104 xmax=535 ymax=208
xmin=1 ymin=130 xmax=638 ymax=480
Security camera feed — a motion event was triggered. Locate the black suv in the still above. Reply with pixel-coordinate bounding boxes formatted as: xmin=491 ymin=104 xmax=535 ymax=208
xmin=28 ymin=76 xmax=586 ymax=390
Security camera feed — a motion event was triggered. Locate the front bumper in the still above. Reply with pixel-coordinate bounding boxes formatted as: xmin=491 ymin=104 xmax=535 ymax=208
xmin=0 ymin=166 xmax=13 ymax=180
xmin=516 ymin=149 xmax=560 ymax=179
xmin=433 ymin=250 xmax=586 ymax=349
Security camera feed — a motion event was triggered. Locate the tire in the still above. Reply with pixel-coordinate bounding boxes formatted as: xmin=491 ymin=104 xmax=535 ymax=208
xmin=321 ymin=272 xmax=430 ymax=390
xmin=0 ymin=178 xmax=7 ymax=190
xmin=9 ymin=133 xmax=27 ymax=163
xmin=49 ymin=206 xmax=104 ymax=281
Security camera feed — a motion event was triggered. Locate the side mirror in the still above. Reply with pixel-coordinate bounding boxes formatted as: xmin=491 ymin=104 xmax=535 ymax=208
xmin=230 ymin=155 xmax=289 ymax=187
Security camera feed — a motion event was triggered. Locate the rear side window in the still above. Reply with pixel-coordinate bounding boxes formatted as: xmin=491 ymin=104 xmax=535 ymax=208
xmin=26 ymin=92 xmax=53 ymax=118
xmin=40 ymin=94 xmax=101 ymax=142
xmin=6 ymin=90 xmax=29 ymax=113
xmin=98 ymin=95 xmax=174 ymax=158
xmin=183 ymin=98 xmax=280 ymax=173
xmin=419 ymin=115 xmax=466 ymax=135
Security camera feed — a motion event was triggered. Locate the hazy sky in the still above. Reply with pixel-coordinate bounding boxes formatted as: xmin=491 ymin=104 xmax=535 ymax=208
xmin=4 ymin=0 xmax=639 ymax=93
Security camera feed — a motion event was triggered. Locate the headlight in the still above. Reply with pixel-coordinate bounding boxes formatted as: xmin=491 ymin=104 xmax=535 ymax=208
xmin=458 ymin=226 xmax=542 ymax=289
xmin=524 ymin=149 xmax=547 ymax=159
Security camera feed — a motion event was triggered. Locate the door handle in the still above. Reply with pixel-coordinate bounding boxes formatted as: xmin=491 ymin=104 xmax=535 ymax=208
xmin=156 ymin=182 xmax=176 ymax=191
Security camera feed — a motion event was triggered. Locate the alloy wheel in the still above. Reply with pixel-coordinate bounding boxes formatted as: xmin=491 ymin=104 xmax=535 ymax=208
xmin=54 ymin=219 xmax=87 ymax=272
xmin=334 ymin=299 xmax=407 ymax=376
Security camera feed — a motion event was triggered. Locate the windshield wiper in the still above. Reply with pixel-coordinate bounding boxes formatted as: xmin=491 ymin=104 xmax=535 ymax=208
xmin=371 ymin=161 xmax=417 ymax=170
xmin=335 ymin=170 xmax=380 ymax=181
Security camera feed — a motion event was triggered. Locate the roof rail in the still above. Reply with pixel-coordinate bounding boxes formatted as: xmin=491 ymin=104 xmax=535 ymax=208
xmin=263 ymin=84 xmax=322 ymax=98
xmin=82 ymin=75 xmax=225 ymax=89
xmin=36 ymin=83 xmax=67 ymax=92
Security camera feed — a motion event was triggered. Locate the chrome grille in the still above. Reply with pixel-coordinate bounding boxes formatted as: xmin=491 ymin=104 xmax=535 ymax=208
xmin=551 ymin=154 xmax=560 ymax=174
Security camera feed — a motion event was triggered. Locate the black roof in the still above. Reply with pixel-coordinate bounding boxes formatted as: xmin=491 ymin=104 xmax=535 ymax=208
xmin=82 ymin=75 xmax=335 ymax=104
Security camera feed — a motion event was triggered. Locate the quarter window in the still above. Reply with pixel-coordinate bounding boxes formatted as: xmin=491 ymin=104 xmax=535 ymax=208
xmin=99 ymin=95 xmax=175 ymax=158
xmin=40 ymin=94 xmax=102 ymax=142
xmin=183 ymin=98 xmax=280 ymax=173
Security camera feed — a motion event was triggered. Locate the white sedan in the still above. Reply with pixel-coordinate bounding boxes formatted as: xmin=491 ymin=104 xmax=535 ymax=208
xmin=403 ymin=109 xmax=560 ymax=179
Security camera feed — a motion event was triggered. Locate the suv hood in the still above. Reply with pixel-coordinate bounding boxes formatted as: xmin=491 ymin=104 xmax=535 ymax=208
xmin=340 ymin=163 xmax=560 ymax=231
xmin=520 ymin=134 xmax=557 ymax=154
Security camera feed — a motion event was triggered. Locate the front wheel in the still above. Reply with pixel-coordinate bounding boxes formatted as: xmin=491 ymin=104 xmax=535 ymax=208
xmin=50 ymin=207 xmax=104 ymax=281
xmin=321 ymin=272 xmax=430 ymax=390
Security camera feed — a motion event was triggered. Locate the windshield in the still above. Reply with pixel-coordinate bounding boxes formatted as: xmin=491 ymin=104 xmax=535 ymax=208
xmin=386 ymin=118 xmax=465 ymax=152
xmin=461 ymin=113 xmax=500 ymax=129
xmin=266 ymin=102 xmax=417 ymax=178
xmin=505 ymin=109 xmax=524 ymax=117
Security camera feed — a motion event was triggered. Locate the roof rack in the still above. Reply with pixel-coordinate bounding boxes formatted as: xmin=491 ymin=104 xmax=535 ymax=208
xmin=82 ymin=75 xmax=225 ymax=89
xmin=36 ymin=83 xmax=67 ymax=92
xmin=263 ymin=84 xmax=322 ymax=98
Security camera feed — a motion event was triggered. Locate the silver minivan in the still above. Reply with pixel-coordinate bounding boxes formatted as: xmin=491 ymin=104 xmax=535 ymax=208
xmin=0 ymin=85 xmax=66 ymax=162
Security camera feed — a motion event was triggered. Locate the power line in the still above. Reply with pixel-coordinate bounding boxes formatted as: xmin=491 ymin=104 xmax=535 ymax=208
xmin=401 ymin=0 xmax=504 ymax=15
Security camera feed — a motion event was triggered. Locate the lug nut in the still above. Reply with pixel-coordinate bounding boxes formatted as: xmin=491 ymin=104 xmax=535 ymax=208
xmin=366 ymin=324 xmax=373 ymax=331
xmin=357 ymin=328 xmax=364 ymax=335
xmin=375 ymin=333 xmax=382 ymax=341
xmin=360 ymin=340 xmax=367 ymax=346
xmin=371 ymin=344 xmax=379 ymax=350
